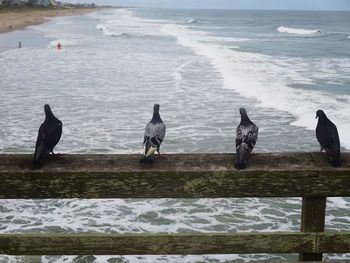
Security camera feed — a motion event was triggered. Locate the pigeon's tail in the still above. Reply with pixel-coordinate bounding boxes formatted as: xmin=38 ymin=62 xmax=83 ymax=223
xmin=235 ymin=143 xmax=251 ymax=170
xmin=144 ymin=143 xmax=157 ymax=158
xmin=330 ymin=157 xmax=341 ymax=167
xmin=325 ymin=148 xmax=341 ymax=167
xmin=33 ymin=142 xmax=49 ymax=167
xmin=140 ymin=141 xmax=156 ymax=165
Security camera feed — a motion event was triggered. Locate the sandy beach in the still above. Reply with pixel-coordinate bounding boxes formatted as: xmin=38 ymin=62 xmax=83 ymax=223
xmin=0 ymin=7 xmax=104 ymax=34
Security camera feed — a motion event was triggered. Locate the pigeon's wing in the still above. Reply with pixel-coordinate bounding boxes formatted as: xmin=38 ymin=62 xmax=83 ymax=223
xmin=316 ymin=122 xmax=337 ymax=151
xmin=144 ymin=122 xmax=152 ymax=143
xmin=149 ymin=122 xmax=166 ymax=148
xmin=35 ymin=122 xmax=45 ymax=149
xmin=316 ymin=126 xmax=328 ymax=150
xmin=235 ymin=125 xmax=243 ymax=147
xmin=156 ymin=122 xmax=166 ymax=144
xmin=33 ymin=122 xmax=50 ymax=164
xmin=247 ymin=124 xmax=258 ymax=150
xmin=330 ymin=122 xmax=340 ymax=147
xmin=143 ymin=122 xmax=157 ymax=156
xmin=322 ymin=122 xmax=340 ymax=157
xmin=236 ymin=123 xmax=258 ymax=149
xmin=235 ymin=124 xmax=255 ymax=169
xmin=316 ymin=119 xmax=341 ymax=167
xmin=46 ymin=120 xmax=62 ymax=151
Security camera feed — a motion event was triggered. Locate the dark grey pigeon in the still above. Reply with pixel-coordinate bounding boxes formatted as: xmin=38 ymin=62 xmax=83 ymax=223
xmin=235 ymin=108 xmax=258 ymax=170
xmin=140 ymin=104 xmax=166 ymax=164
xmin=33 ymin=104 xmax=62 ymax=166
xmin=316 ymin=109 xmax=341 ymax=167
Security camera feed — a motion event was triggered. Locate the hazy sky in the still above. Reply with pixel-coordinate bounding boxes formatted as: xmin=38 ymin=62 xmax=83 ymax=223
xmin=75 ymin=0 xmax=350 ymax=10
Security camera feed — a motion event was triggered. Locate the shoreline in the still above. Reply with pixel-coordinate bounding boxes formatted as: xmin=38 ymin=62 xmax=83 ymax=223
xmin=0 ymin=7 xmax=107 ymax=34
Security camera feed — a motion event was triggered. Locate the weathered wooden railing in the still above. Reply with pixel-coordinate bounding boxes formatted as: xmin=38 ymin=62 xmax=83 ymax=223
xmin=0 ymin=153 xmax=350 ymax=262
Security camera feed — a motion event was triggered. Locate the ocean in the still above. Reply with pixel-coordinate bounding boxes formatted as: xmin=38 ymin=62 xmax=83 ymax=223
xmin=0 ymin=8 xmax=350 ymax=262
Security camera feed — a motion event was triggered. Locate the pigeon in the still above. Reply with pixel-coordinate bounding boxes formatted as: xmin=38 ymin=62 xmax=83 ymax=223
xmin=315 ymin=109 xmax=341 ymax=167
xmin=33 ymin=104 xmax=62 ymax=166
xmin=235 ymin=108 xmax=258 ymax=170
xmin=140 ymin=104 xmax=166 ymax=164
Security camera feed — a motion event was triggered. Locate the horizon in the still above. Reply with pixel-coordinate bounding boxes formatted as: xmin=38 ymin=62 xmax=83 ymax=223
xmin=114 ymin=6 xmax=350 ymax=12
xmin=72 ymin=0 xmax=350 ymax=11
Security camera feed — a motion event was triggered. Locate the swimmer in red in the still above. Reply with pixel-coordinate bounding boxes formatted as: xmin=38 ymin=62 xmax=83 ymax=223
xmin=57 ymin=42 xmax=62 ymax=50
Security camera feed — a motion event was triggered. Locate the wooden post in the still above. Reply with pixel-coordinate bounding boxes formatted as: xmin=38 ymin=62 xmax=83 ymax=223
xmin=299 ymin=197 xmax=327 ymax=261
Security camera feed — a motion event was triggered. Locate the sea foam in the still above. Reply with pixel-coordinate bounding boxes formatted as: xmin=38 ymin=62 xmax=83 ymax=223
xmin=96 ymin=24 xmax=128 ymax=37
xmin=277 ymin=26 xmax=322 ymax=35
xmin=187 ymin=18 xmax=197 ymax=24
xmin=161 ymin=23 xmax=350 ymax=150
xmin=96 ymin=9 xmax=170 ymax=38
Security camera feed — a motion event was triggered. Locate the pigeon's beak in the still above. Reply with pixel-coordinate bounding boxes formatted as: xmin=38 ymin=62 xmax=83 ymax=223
xmin=315 ymin=115 xmax=318 ymax=119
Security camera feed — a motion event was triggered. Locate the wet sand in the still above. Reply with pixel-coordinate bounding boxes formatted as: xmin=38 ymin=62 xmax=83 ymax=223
xmin=0 ymin=7 xmax=104 ymax=34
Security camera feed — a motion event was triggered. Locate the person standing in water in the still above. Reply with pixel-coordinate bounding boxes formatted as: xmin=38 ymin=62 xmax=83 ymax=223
xmin=18 ymin=41 xmax=22 ymax=48
xmin=57 ymin=42 xmax=62 ymax=50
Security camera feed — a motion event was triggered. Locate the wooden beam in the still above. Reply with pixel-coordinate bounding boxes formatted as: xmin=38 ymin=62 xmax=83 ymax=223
xmin=317 ymin=232 xmax=350 ymax=253
xmin=299 ymin=197 xmax=327 ymax=261
xmin=1 ymin=232 xmax=350 ymax=255
xmin=0 ymin=153 xmax=349 ymax=198
xmin=0 ymin=232 xmax=315 ymax=255
xmin=1 ymin=232 xmax=350 ymax=256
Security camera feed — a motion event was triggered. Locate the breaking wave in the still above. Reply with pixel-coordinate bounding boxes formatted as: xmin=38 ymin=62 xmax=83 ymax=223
xmin=277 ymin=26 xmax=323 ymax=35
xmin=161 ymin=23 xmax=350 ymax=149
xmin=187 ymin=18 xmax=197 ymax=24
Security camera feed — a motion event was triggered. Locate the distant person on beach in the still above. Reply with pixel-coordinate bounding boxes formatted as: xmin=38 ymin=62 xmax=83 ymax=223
xmin=57 ymin=42 xmax=62 ymax=50
xmin=18 ymin=41 xmax=22 ymax=48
